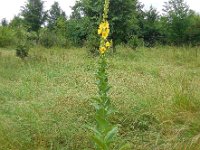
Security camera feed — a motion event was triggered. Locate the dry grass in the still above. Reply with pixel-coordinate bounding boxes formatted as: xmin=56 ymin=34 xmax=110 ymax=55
xmin=0 ymin=46 xmax=200 ymax=149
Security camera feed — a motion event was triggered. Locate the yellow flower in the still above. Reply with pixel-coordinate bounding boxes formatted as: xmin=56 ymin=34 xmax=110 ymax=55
xmin=98 ymin=21 xmax=110 ymax=38
xmin=105 ymin=28 xmax=110 ymax=35
xmin=99 ymin=23 xmax=104 ymax=29
xmin=99 ymin=23 xmax=104 ymax=31
xmin=102 ymin=31 xmax=109 ymax=39
xmin=105 ymin=41 xmax=111 ymax=48
xmin=100 ymin=46 xmax=106 ymax=54
xmin=104 ymin=21 xmax=109 ymax=29
xmin=98 ymin=28 xmax=102 ymax=35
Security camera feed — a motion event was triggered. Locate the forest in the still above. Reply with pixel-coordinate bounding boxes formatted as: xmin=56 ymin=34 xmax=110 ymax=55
xmin=0 ymin=0 xmax=200 ymax=50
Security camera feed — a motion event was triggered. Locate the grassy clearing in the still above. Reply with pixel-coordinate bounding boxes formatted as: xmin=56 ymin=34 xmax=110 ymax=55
xmin=0 ymin=46 xmax=200 ymax=149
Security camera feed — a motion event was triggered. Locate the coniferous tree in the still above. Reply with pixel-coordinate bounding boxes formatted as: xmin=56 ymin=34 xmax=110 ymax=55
xmin=21 ymin=0 xmax=47 ymax=33
xmin=185 ymin=13 xmax=200 ymax=45
xmin=9 ymin=16 xmax=24 ymax=29
xmin=162 ymin=0 xmax=193 ymax=45
xmin=47 ymin=2 xmax=66 ymax=30
xmin=142 ymin=6 xmax=162 ymax=47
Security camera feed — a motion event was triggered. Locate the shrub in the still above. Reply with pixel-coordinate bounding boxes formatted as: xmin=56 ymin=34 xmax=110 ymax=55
xmin=39 ymin=29 xmax=56 ymax=48
xmin=0 ymin=27 xmax=15 ymax=47
xmin=39 ymin=28 xmax=71 ymax=48
xmin=13 ymin=27 xmax=29 ymax=45
xmin=66 ymin=18 xmax=88 ymax=47
xmin=128 ymin=36 xmax=144 ymax=50
xmin=56 ymin=35 xmax=72 ymax=48
xmin=27 ymin=31 xmax=38 ymax=46
xmin=86 ymin=33 xmax=100 ymax=55
xmin=16 ymin=44 xmax=29 ymax=59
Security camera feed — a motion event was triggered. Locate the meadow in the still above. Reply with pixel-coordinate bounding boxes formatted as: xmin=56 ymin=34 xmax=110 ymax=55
xmin=0 ymin=46 xmax=200 ymax=149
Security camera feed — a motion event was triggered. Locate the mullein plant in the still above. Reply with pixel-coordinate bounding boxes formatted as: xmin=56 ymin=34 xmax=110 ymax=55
xmin=89 ymin=0 xmax=118 ymax=149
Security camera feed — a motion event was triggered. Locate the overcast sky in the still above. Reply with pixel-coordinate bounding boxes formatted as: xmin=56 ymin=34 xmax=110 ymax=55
xmin=0 ymin=0 xmax=199 ymax=21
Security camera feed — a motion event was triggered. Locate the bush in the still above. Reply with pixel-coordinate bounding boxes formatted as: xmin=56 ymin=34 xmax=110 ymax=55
xmin=39 ymin=29 xmax=56 ymax=48
xmin=16 ymin=44 xmax=29 ymax=59
xmin=56 ymin=35 xmax=72 ymax=48
xmin=27 ymin=31 xmax=38 ymax=46
xmin=13 ymin=27 xmax=31 ymax=46
xmin=39 ymin=28 xmax=71 ymax=48
xmin=86 ymin=33 xmax=100 ymax=55
xmin=128 ymin=36 xmax=144 ymax=50
xmin=66 ymin=18 xmax=89 ymax=47
xmin=0 ymin=27 xmax=15 ymax=47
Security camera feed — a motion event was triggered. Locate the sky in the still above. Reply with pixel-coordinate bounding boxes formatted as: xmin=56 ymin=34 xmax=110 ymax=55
xmin=0 ymin=0 xmax=199 ymax=22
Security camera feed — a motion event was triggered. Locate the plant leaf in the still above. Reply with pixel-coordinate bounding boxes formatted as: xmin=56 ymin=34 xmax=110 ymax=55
xmin=104 ymin=126 xmax=118 ymax=143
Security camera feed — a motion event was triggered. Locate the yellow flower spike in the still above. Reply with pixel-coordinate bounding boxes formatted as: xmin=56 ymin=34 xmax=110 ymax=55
xmin=93 ymin=0 xmax=118 ymax=148
xmin=97 ymin=0 xmax=110 ymax=55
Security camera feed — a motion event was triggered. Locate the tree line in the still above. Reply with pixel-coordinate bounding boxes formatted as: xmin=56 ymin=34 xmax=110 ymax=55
xmin=0 ymin=0 xmax=200 ymax=53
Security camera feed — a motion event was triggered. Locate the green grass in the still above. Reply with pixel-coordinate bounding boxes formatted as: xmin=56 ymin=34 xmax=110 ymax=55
xmin=0 ymin=46 xmax=200 ymax=149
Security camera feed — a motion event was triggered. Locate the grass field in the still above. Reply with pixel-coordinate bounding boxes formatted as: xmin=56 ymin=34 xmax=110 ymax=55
xmin=0 ymin=46 xmax=200 ymax=149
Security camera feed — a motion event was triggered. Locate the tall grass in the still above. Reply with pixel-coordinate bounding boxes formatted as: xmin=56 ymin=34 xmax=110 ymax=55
xmin=0 ymin=46 xmax=199 ymax=149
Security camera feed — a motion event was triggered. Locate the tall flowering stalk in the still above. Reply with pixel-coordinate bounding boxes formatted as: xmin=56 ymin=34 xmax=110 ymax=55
xmin=90 ymin=0 xmax=118 ymax=149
